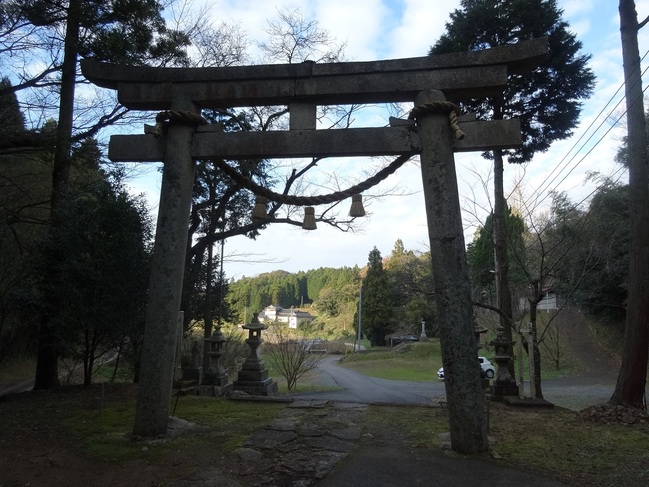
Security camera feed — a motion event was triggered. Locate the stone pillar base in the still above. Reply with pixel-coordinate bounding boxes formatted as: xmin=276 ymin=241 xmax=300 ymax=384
xmin=232 ymin=378 xmax=278 ymax=396
xmin=489 ymin=381 xmax=520 ymax=401
xmin=180 ymin=367 xmax=203 ymax=384
xmin=203 ymin=370 xmax=229 ymax=387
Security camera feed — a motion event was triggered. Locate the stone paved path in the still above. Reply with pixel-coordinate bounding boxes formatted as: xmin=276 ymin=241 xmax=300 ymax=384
xmin=167 ymin=399 xmax=366 ymax=487
xmin=239 ymin=400 xmax=366 ymax=486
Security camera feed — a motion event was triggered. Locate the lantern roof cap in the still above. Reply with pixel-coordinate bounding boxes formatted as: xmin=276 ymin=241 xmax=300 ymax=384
xmin=242 ymin=313 xmax=267 ymax=331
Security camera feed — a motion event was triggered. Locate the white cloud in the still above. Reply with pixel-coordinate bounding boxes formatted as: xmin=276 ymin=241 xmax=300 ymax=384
xmin=313 ymin=0 xmax=391 ymax=60
xmin=559 ymin=0 xmax=595 ymax=19
xmin=387 ymin=0 xmax=461 ymax=59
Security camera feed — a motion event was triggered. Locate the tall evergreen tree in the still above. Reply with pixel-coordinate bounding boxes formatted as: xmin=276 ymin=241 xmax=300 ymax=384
xmin=431 ymin=0 xmax=595 ymax=364
xmin=384 ymin=240 xmax=436 ymax=335
xmin=50 ymin=147 xmax=152 ymax=385
xmin=3 ymin=0 xmax=191 ymax=389
xmin=0 ymin=78 xmax=24 ymax=133
xmin=467 ymin=206 xmax=526 ymax=296
xmin=361 ymin=247 xmax=393 ymax=346
xmin=0 ymin=101 xmax=51 ymax=365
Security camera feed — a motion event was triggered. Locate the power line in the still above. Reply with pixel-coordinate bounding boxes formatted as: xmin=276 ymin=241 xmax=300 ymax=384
xmin=520 ymin=49 xmax=649 ymax=213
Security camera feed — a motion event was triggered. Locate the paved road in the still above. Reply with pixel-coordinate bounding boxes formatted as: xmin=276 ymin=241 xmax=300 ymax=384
xmin=288 ymin=356 xmax=447 ymax=405
xmin=287 ymin=355 xmax=617 ymax=410
xmin=2 ymin=357 xmax=617 ymax=411
xmin=0 ymin=379 xmax=34 ymax=398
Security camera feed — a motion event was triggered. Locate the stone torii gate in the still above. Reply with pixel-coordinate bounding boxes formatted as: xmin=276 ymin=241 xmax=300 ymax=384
xmin=81 ymin=38 xmax=545 ymax=452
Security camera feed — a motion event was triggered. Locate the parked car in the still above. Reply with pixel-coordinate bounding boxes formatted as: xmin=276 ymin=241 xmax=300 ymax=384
xmin=437 ymin=357 xmax=496 ymax=380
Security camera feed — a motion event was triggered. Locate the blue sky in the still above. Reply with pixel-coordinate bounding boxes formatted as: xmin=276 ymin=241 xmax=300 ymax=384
xmin=126 ymin=0 xmax=645 ymax=279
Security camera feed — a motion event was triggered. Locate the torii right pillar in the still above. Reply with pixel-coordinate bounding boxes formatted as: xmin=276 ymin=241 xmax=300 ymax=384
xmin=417 ymin=89 xmax=488 ymax=453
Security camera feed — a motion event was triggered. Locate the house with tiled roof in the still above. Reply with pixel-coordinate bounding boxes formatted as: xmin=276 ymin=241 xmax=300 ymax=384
xmin=259 ymin=305 xmax=316 ymax=329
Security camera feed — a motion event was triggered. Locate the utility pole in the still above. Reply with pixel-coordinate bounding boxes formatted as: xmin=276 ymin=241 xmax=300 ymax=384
xmin=356 ymin=284 xmax=362 ymax=352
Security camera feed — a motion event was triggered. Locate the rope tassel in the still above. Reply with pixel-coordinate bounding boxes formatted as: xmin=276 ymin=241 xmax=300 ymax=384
xmin=349 ymin=194 xmax=366 ymax=217
xmin=302 ymin=207 xmax=317 ymax=230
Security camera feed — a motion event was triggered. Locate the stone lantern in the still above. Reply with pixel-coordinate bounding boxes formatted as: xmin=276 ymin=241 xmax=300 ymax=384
xmin=419 ymin=319 xmax=428 ymax=341
xmin=474 ymin=325 xmax=489 ymax=389
xmin=474 ymin=325 xmax=488 ymax=350
xmin=489 ymin=326 xmax=519 ymax=399
xmin=203 ymin=326 xmax=229 ymax=388
xmin=232 ymin=313 xmax=278 ymax=396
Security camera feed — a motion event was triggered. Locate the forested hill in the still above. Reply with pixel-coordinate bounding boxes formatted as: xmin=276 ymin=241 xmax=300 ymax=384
xmin=225 ymin=241 xmax=437 ymax=342
xmin=227 ymin=266 xmax=362 ymax=317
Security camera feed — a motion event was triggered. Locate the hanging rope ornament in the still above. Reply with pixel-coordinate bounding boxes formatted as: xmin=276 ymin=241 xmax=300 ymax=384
xmin=199 ymin=101 xmax=466 ymax=226
xmin=349 ymin=194 xmax=366 ymax=217
xmin=252 ymin=196 xmax=268 ymax=221
xmin=213 ymin=153 xmax=412 ymax=210
xmin=302 ymin=207 xmax=317 ymax=230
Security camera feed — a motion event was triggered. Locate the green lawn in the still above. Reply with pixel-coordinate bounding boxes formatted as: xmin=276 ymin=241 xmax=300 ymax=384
xmin=338 ymin=339 xmax=584 ymax=382
xmin=339 ymin=341 xmax=443 ymax=381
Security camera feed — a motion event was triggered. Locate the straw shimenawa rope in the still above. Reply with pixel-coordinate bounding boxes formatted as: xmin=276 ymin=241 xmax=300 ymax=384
xmin=213 ymin=153 xmax=413 ymax=207
xmin=152 ymin=110 xmax=208 ymax=137
xmin=154 ymin=102 xmax=464 ymax=206
xmin=409 ymin=101 xmax=465 ymax=140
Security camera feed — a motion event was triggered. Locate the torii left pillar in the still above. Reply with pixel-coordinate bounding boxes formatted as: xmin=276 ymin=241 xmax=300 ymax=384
xmin=133 ymin=101 xmax=198 ymax=437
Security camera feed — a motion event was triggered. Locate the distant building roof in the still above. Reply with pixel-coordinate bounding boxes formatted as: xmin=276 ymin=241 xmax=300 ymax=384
xmin=260 ymin=304 xmax=315 ymax=321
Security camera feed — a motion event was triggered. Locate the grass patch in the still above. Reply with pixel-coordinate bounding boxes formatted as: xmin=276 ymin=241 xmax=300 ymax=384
xmin=171 ymin=394 xmax=284 ymax=451
xmin=0 ymin=383 xmax=284 ymax=463
xmin=339 ymin=341 xmax=443 ymax=381
xmin=340 ymin=338 xmax=584 ymax=382
xmin=266 ymin=361 xmax=343 ymax=394
xmin=341 ymin=358 xmax=437 ymax=381
xmin=486 ymin=407 xmax=649 ymax=485
xmin=362 ymin=403 xmax=649 ymax=486
xmin=363 ymin=405 xmax=450 ymax=446
xmin=510 ymin=346 xmax=585 ymax=381
xmin=276 ymin=382 xmax=342 ymax=394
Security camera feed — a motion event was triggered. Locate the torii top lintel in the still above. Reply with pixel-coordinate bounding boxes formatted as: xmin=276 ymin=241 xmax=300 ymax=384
xmin=81 ymin=38 xmax=547 ymax=110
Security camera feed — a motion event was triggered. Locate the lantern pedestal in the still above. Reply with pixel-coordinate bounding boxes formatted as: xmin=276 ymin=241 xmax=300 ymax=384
xmin=489 ymin=327 xmax=519 ymax=400
xmin=232 ymin=313 xmax=278 ymax=396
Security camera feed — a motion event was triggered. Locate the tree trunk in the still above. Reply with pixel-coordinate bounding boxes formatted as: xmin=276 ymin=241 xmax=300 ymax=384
xmin=529 ymin=299 xmax=543 ymax=399
xmin=84 ymin=354 xmax=93 ymax=386
xmin=34 ymin=0 xmax=81 ymax=389
xmin=610 ymin=0 xmax=649 ymax=409
xmin=111 ymin=345 xmax=121 ymax=383
xmin=203 ymin=240 xmax=214 ymax=371
xmin=493 ymin=149 xmax=515 ymax=370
